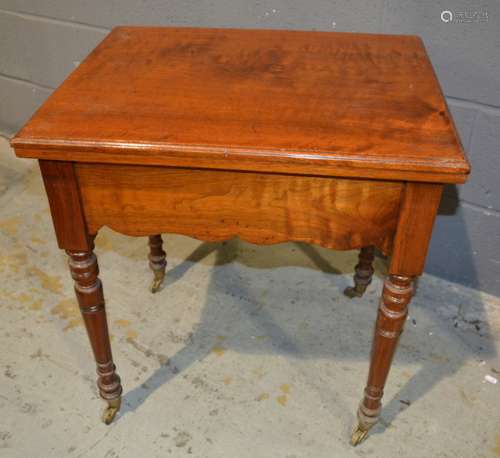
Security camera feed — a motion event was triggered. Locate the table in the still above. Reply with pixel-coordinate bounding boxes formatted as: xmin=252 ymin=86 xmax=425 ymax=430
xmin=11 ymin=27 xmax=470 ymax=445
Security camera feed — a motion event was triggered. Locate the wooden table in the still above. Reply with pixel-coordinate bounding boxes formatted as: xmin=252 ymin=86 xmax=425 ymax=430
xmin=11 ymin=27 xmax=470 ymax=445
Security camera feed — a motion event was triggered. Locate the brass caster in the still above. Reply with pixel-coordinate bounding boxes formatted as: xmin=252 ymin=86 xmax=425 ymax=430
xmin=350 ymin=424 xmax=369 ymax=446
xmin=102 ymin=398 xmax=121 ymax=425
xmin=343 ymin=285 xmax=365 ymax=298
xmin=150 ymin=270 xmax=165 ymax=293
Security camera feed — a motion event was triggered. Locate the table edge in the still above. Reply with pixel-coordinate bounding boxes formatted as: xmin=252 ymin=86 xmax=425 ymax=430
xmin=12 ymin=140 xmax=470 ymax=184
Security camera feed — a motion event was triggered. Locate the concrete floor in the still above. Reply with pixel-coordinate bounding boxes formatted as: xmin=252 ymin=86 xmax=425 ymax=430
xmin=1 ymin=136 xmax=500 ymax=458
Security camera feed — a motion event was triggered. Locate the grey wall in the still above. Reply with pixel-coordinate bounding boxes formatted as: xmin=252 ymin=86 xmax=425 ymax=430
xmin=1 ymin=1 xmax=499 ymax=296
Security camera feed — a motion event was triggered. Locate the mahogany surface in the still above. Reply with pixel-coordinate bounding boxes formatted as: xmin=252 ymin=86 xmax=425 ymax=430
xmin=75 ymin=163 xmax=403 ymax=254
xmin=66 ymin=240 xmax=122 ymax=404
xmin=10 ymin=26 xmax=470 ymax=445
xmin=12 ymin=27 xmax=469 ymax=183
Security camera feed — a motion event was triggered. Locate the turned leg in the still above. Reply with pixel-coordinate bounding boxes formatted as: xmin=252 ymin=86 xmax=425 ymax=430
xmin=344 ymin=246 xmax=375 ymax=298
xmin=351 ymin=274 xmax=414 ymax=445
xmin=67 ymin=243 xmax=123 ymax=424
xmin=148 ymin=234 xmax=167 ymax=293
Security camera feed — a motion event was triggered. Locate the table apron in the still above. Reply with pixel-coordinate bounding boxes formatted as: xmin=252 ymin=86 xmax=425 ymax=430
xmin=74 ymin=163 xmax=403 ymax=253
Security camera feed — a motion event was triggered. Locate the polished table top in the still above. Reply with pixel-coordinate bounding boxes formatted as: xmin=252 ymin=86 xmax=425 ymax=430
xmin=13 ymin=27 xmax=468 ymax=183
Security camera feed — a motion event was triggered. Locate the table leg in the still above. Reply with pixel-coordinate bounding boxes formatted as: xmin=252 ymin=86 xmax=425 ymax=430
xmin=148 ymin=234 xmax=167 ymax=293
xmin=344 ymin=246 xmax=375 ymax=298
xmin=350 ymin=183 xmax=442 ymax=445
xmin=66 ymin=241 xmax=123 ymax=425
xmin=351 ymin=274 xmax=413 ymax=445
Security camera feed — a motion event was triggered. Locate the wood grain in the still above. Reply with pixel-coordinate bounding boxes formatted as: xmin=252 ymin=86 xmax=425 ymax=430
xmin=12 ymin=27 xmax=469 ymax=183
xmin=9 ymin=26 xmax=473 ymax=440
xmin=39 ymin=160 xmax=91 ymax=251
xmin=357 ymin=275 xmax=414 ymax=430
xmin=67 ymin=242 xmax=122 ymax=404
xmin=75 ymin=164 xmax=403 ymax=254
xmin=389 ymin=182 xmax=443 ymax=276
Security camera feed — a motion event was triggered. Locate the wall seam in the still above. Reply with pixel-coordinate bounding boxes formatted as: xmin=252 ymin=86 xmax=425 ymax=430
xmin=446 ymin=95 xmax=500 ymax=115
xmin=0 ymin=7 xmax=111 ymax=33
xmin=0 ymin=73 xmax=54 ymax=91
xmin=459 ymin=200 xmax=500 ymax=217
